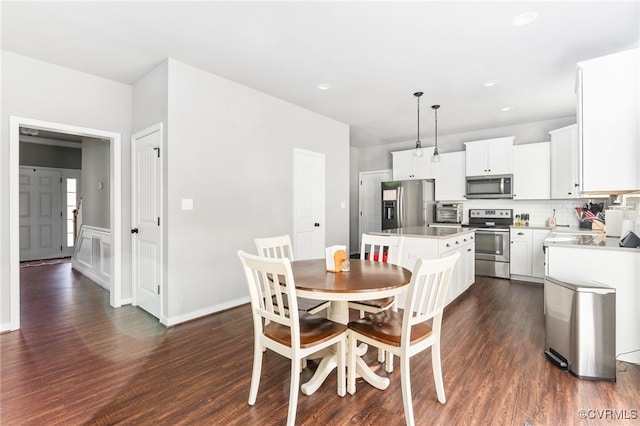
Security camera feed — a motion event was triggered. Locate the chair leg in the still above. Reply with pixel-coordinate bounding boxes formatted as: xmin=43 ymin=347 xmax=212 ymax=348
xmin=400 ymin=356 xmax=414 ymax=426
xmin=287 ymin=357 xmax=301 ymax=426
xmin=431 ymin=341 xmax=446 ymax=404
xmin=337 ymin=338 xmax=346 ymax=397
xmin=347 ymin=331 xmax=357 ymax=395
xmin=385 ymin=352 xmax=394 ymax=373
xmin=249 ymin=341 xmax=263 ymax=405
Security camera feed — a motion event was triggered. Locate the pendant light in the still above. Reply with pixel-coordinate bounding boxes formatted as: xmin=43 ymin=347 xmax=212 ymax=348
xmin=431 ymin=104 xmax=441 ymax=163
xmin=414 ymin=92 xmax=424 ymax=157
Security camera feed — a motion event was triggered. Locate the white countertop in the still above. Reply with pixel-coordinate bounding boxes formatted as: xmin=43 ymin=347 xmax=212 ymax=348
xmin=372 ymin=226 xmax=473 ymax=239
xmin=510 ymin=225 xmax=603 ymax=233
xmin=543 ymin=231 xmax=639 ymax=252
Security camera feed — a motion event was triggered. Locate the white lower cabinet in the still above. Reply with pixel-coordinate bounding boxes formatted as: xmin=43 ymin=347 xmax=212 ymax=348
xmin=400 ymin=231 xmax=475 ymax=307
xmin=510 ymin=228 xmax=550 ymax=282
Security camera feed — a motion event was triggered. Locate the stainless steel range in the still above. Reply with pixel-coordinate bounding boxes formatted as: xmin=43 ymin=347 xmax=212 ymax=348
xmin=467 ymin=209 xmax=513 ymax=279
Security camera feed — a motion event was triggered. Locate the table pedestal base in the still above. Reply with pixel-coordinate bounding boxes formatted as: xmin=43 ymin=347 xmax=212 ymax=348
xmin=301 ymin=308 xmax=391 ymax=397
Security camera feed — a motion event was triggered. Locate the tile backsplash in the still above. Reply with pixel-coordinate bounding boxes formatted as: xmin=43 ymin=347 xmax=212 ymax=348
xmin=459 ymin=198 xmax=609 ymax=228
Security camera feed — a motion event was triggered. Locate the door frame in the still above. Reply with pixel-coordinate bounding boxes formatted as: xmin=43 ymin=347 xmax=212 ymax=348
xmin=9 ymin=116 xmax=122 ymax=330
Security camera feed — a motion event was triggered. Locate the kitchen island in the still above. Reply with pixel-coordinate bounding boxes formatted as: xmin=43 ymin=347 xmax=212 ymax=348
xmin=371 ymin=226 xmax=475 ymax=307
xmin=544 ymin=232 xmax=640 ymax=364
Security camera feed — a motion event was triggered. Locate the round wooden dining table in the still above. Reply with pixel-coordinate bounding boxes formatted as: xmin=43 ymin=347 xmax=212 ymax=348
xmin=291 ymin=258 xmax=412 ymax=395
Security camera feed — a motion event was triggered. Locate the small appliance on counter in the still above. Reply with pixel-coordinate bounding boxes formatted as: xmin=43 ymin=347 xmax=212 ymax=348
xmin=605 ymin=206 xmax=637 ymax=237
xmin=434 ymin=203 xmax=463 ymax=224
xmin=619 ymin=231 xmax=640 ymax=248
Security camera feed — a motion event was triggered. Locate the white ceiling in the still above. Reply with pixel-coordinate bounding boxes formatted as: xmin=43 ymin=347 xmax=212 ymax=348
xmin=2 ymin=1 xmax=639 ymax=148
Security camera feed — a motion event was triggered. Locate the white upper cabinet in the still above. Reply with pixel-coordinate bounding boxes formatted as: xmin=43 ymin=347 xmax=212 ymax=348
xmin=577 ymin=48 xmax=639 ymax=193
xmin=435 ymin=151 xmax=466 ymax=201
xmin=392 ymin=148 xmax=436 ymax=180
xmin=549 ymin=124 xmax=580 ymax=199
xmin=513 ymin=142 xmax=550 ymax=200
xmin=464 ymin=136 xmax=514 ymax=176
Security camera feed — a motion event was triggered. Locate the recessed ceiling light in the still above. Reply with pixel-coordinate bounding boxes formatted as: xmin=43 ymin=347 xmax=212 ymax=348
xmin=317 ymin=83 xmax=332 ymax=91
xmin=511 ymin=12 xmax=538 ymax=26
xmin=483 ymin=80 xmax=499 ymax=87
xmin=501 ymin=106 xmax=515 ymax=112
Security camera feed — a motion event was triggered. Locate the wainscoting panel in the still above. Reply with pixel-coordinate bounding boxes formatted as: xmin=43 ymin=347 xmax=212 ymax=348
xmin=72 ymin=225 xmax=111 ymax=290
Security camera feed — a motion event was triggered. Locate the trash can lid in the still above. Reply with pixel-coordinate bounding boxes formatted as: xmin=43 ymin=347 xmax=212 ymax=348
xmin=545 ymin=276 xmax=616 ymax=294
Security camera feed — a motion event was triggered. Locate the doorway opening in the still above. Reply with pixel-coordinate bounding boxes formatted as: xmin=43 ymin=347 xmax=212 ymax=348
xmin=9 ymin=116 xmax=122 ymax=331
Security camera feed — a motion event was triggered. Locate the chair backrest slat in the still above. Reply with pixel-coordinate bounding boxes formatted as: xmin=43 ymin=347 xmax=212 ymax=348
xmin=403 ymin=253 xmax=460 ymax=337
xmin=238 ymin=251 xmax=300 ymax=340
xmin=255 ymin=235 xmax=294 ymax=261
xmin=360 ymin=234 xmax=405 ymax=265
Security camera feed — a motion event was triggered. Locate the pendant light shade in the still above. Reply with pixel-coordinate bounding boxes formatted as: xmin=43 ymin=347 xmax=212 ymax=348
xmin=414 ymin=92 xmax=423 ymax=157
xmin=431 ymin=104 xmax=441 ymax=163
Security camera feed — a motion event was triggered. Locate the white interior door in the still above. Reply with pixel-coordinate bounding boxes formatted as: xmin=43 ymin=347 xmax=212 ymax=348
xmin=131 ymin=125 xmax=163 ymax=319
xmin=293 ymin=148 xmax=325 ymax=260
xmin=19 ymin=167 xmax=63 ymax=261
xmin=358 ymin=170 xmax=392 ymax=250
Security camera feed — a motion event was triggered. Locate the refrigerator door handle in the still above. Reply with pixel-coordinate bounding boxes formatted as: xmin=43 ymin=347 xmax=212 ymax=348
xmin=397 ymin=186 xmax=404 ymax=228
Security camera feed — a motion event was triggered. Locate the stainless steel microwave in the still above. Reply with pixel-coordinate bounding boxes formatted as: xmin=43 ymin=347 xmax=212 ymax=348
xmin=466 ymin=174 xmax=513 ymax=199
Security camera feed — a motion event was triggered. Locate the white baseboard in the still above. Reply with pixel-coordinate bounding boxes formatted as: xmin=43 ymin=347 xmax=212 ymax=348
xmin=162 ymin=296 xmax=250 ymax=327
xmin=0 ymin=322 xmax=14 ymax=333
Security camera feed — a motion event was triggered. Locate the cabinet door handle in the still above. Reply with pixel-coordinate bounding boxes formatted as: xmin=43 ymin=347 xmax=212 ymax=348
xmin=446 ymin=243 xmax=451 ymax=247
xmin=455 ymin=241 xmax=460 ymax=244
xmin=467 ymin=248 xmax=472 ymax=252
xmin=517 ymin=232 xmax=525 ymax=236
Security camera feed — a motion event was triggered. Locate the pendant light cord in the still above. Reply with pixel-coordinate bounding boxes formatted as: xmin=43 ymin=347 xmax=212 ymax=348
xmin=431 ymin=104 xmax=441 ymax=162
xmin=414 ymin=92 xmax=423 ymax=152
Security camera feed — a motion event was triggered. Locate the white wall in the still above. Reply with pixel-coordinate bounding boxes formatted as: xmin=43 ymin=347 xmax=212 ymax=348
xmin=81 ymin=137 xmax=110 ymax=228
xmin=158 ymin=59 xmax=349 ymax=324
xmin=0 ymin=51 xmax=133 ymax=329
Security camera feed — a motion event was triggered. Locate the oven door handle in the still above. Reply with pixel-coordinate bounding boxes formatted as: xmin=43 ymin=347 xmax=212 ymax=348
xmin=474 ymin=229 xmax=509 ymax=233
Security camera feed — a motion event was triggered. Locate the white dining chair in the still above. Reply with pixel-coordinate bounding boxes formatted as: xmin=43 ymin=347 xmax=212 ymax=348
xmin=237 ymin=251 xmax=347 ymax=426
xmin=347 ymin=252 xmax=460 ymax=426
xmin=348 ymin=233 xmax=405 ymax=371
xmin=255 ymin=235 xmax=331 ymax=315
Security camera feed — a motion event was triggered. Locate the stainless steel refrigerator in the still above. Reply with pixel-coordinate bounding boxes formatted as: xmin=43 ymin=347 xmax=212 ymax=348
xmin=381 ymin=180 xmax=435 ymax=230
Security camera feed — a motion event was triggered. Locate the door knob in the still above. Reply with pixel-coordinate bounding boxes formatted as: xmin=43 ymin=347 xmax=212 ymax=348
xmin=131 ymin=228 xmax=139 ymax=234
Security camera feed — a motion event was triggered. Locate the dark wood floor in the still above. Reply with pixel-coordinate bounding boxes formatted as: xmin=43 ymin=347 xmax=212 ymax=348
xmin=2 ymin=263 xmax=639 ymax=425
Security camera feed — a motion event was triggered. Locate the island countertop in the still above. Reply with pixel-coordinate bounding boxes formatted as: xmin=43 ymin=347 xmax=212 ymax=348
xmin=371 ymin=225 xmax=473 ymax=240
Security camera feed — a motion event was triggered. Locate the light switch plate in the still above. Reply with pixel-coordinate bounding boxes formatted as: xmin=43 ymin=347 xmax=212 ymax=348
xmin=181 ymin=199 xmax=193 ymax=210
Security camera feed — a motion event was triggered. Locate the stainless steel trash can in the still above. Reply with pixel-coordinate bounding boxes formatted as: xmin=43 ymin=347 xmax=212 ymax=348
xmin=544 ymin=276 xmax=616 ymax=381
